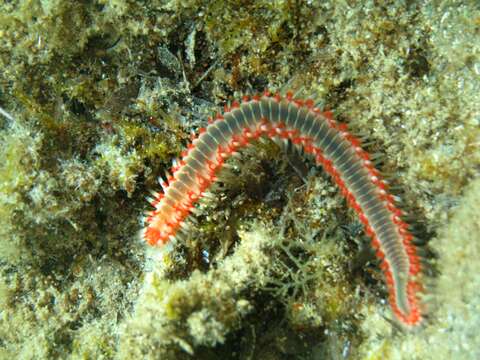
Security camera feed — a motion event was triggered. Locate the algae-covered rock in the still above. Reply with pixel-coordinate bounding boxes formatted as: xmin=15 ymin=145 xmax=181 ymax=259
xmin=0 ymin=0 xmax=479 ymax=359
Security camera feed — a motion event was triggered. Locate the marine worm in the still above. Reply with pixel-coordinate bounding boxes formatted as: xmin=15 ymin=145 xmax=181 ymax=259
xmin=142 ymin=91 xmax=423 ymax=327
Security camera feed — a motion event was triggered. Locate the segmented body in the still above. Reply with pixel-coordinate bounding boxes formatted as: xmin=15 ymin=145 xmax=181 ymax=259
xmin=142 ymin=91 xmax=423 ymax=326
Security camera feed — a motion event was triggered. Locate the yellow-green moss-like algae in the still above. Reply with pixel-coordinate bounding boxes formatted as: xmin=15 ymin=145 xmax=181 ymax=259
xmin=1 ymin=0 xmax=479 ymax=359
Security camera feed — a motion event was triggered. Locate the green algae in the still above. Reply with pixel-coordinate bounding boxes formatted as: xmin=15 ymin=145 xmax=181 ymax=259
xmin=1 ymin=0 xmax=479 ymax=359
xmin=0 ymin=120 xmax=42 ymax=262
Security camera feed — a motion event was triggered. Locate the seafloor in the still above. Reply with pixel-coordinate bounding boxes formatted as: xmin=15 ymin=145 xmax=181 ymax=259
xmin=0 ymin=1 xmax=479 ymax=359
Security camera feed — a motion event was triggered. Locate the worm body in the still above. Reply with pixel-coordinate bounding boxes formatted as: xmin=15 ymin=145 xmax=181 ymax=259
xmin=142 ymin=92 xmax=422 ymax=326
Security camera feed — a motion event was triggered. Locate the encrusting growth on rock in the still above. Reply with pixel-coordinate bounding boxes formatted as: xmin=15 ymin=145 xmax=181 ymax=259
xmin=142 ymin=91 xmax=423 ymax=327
